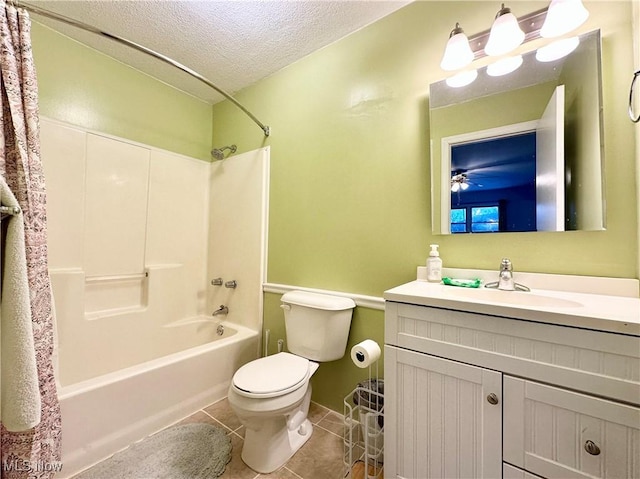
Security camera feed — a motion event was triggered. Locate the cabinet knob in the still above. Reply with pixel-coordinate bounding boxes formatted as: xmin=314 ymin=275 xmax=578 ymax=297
xmin=486 ymin=393 xmax=499 ymax=405
xmin=584 ymin=440 xmax=601 ymax=456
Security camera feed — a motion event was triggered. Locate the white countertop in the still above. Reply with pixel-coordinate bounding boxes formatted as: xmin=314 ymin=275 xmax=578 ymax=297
xmin=384 ymin=280 xmax=640 ymax=336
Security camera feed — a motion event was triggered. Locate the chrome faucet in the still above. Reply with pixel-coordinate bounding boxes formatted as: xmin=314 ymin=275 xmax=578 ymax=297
xmin=485 ymin=258 xmax=530 ymax=292
xmin=212 ymin=305 xmax=229 ymax=316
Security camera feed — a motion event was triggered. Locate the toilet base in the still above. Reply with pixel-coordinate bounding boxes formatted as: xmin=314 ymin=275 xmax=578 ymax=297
xmin=241 ymin=418 xmax=313 ymax=473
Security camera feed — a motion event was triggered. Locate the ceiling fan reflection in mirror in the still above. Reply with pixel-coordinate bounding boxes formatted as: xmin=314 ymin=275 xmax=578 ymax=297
xmin=450 ymin=171 xmax=484 ymax=192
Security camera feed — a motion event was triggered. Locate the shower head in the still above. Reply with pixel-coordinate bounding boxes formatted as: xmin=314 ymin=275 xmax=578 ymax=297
xmin=211 ymin=144 xmax=237 ymax=161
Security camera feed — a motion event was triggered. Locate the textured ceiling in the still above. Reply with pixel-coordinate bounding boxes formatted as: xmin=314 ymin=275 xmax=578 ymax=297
xmin=28 ymin=0 xmax=412 ymax=104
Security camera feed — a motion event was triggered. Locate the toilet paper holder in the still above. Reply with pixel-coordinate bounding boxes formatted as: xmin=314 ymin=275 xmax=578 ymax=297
xmin=344 ymin=339 xmax=384 ymax=479
xmin=350 ymin=339 xmax=381 ymax=369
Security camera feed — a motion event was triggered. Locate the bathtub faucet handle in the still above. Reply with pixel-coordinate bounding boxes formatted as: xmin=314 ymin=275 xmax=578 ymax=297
xmin=212 ymin=305 xmax=229 ymax=316
xmin=211 ymin=277 xmax=223 ymax=286
xmin=225 ymin=280 xmax=237 ymax=289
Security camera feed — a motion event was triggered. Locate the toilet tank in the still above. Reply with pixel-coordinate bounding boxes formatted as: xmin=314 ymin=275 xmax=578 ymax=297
xmin=281 ymin=291 xmax=356 ymax=362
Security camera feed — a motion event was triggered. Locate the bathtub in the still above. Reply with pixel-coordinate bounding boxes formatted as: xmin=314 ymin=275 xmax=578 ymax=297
xmin=58 ymin=321 xmax=259 ymax=478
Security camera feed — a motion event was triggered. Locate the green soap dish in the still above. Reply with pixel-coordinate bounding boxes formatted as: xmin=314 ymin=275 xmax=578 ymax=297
xmin=442 ymin=277 xmax=482 ymax=288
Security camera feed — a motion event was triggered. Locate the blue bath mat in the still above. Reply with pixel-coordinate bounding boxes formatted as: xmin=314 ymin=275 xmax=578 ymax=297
xmin=75 ymin=423 xmax=232 ymax=479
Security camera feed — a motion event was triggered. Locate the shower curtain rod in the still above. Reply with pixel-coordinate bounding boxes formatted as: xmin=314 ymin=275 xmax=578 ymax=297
xmin=15 ymin=1 xmax=271 ymax=137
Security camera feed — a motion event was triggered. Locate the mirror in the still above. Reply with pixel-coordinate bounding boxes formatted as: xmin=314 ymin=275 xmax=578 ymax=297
xmin=430 ymin=30 xmax=604 ymax=234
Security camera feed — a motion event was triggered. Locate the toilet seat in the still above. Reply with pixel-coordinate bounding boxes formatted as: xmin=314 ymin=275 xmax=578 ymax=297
xmin=232 ymin=352 xmax=310 ymax=399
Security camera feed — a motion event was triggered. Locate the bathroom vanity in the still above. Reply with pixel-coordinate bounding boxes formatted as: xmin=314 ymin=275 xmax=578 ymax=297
xmin=383 ymin=272 xmax=640 ymax=479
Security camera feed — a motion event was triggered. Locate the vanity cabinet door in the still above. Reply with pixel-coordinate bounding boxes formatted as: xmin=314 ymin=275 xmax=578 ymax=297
xmin=504 ymin=376 xmax=640 ymax=479
xmin=503 ymin=463 xmax=545 ymax=479
xmin=384 ymin=345 xmax=502 ymax=479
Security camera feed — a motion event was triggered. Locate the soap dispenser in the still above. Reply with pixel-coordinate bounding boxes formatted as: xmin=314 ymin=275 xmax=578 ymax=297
xmin=426 ymin=244 xmax=442 ymax=282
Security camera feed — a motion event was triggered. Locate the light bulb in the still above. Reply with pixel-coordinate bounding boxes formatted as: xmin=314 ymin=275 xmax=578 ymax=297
xmin=485 ymin=4 xmax=525 ymax=57
xmin=440 ymin=23 xmax=474 ymax=71
xmin=445 ymin=69 xmax=478 ymax=88
xmin=487 ymin=55 xmax=523 ymax=76
xmin=540 ymin=0 xmax=589 ymax=38
xmin=536 ymin=36 xmax=580 ymax=62
xmin=460 ymin=182 xmax=470 ymax=190
xmin=451 ymin=182 xmax=461 ymax=193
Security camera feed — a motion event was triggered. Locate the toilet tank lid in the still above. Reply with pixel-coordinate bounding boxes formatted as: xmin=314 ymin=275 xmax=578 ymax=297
xmin=281 ymin=290 xmax=356 ymax=311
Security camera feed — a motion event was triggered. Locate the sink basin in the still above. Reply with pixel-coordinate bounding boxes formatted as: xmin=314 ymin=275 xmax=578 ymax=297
xmin=440 ymin=286 xmax=583 ymax=308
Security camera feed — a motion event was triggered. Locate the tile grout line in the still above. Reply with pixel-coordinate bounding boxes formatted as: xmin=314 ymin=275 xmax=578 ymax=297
xmin=200 ymin=409 xmax=237 ymax=435
xmin=315 ymin=422 xmax=344 ymax=439
xmin=283 ymin=466 xmax=305 ymax=479
xmin=201 ymin=405 xmax=248 ymax=438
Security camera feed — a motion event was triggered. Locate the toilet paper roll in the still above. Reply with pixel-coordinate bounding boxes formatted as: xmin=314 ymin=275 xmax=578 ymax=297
xmin=350 ymin=339 xmax=381 ymax=368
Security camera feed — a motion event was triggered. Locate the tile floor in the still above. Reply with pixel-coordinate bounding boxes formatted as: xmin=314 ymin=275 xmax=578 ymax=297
xmin=78 ymin=398 xmax=347 ymax=479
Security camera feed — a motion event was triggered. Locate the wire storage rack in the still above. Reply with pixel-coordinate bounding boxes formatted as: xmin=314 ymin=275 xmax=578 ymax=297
xmin=343 ymin=377 xmax=384 ymax=479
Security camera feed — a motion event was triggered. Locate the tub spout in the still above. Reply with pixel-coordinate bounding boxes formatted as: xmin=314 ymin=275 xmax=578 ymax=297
xmin=212 ymin=305 xmax=229 ymax=316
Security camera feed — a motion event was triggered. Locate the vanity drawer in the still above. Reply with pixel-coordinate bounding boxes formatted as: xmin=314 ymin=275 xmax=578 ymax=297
xmin=504 ymin=376 xmax=640 ymax=479
xmin=385 ymin=302 xmax=640 ymax=404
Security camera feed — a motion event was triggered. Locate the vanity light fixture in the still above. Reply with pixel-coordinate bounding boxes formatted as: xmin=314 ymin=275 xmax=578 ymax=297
xmin=445 ymin=69 xmax=478 ymax=88
xmin=486 ymin=55 xmax=523 ymax=76
xmin=540 ymin=0 xmax=589 ymax=38
xmin=440 ymin=23 xmax=475 ymax=71
xmin=535 ymin=36 xmax=580 ymax=62
xmin=440 ymin=0 xmax=590 ymax=83
xmin=484 ymin=4 xmax=525 ymax=57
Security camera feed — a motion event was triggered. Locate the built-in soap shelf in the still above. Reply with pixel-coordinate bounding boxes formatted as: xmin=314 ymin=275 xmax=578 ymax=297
xmin=46 ymin=264 xmax=188 ymax=321
xmin=84 ymin=270 xmax=149 ymax=320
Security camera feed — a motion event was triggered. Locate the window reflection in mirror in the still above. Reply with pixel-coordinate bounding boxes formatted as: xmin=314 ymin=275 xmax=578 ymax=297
xmin=429 ymin=30 xmax=605 ymax=234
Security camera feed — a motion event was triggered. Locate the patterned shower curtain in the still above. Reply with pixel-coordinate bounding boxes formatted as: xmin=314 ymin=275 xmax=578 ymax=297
xmin=0 ymin=2 xmax=62 ymax=478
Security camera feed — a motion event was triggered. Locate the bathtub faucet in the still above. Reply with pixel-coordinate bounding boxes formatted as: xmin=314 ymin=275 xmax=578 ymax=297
xmin=212 ymin=305 xmax=229 ymax=316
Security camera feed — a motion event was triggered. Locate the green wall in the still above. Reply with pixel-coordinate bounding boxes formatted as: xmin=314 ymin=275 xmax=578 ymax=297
xmin=213 ymin=1 xmax=637 ymax=411
xmin=32 ymin=22 xmax=213 ymax=161
xmin=30 ymin=2 xmax=638 ymax=413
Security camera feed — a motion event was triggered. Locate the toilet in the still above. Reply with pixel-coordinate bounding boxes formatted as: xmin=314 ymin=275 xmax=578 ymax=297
xmin=227 ymin=290 xmax=356 ymax=473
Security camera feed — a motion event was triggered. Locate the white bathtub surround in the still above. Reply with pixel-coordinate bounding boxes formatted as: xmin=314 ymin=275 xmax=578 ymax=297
xmin=42 ymin=118 xmax=211 ymax=335
xmin=41 ymin=118 xmax=269 ymax=381
xmin=50 ymin=265 xmax=214 ymax=385
xmin=84 ymin=134 xmax=150 ymax=277
xmin=40 ymin=118 xmax=269 ymax=476
xmin=59 ymin=322 xmax=258 ymax=478
xmin=208 ymin=147 xmax=270 ymax=332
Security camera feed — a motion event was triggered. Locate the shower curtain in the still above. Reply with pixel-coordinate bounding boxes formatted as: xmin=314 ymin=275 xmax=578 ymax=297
xmin=0 ymin=2 xmax=61 ymax=478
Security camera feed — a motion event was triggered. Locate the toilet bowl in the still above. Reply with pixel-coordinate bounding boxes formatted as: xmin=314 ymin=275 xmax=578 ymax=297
xmin=228 ymin=352 xmax=320 ymax=473
xmin=227 ymin=290 xmax=356 ymax=473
